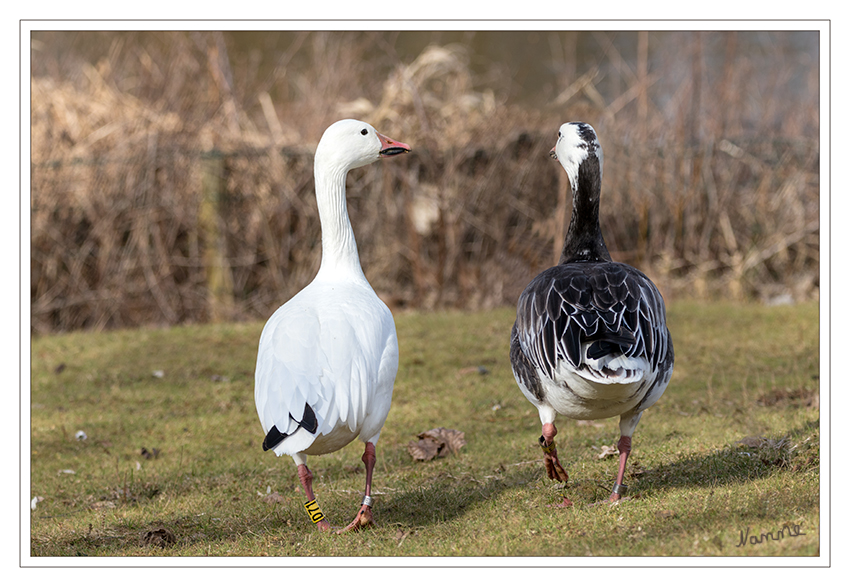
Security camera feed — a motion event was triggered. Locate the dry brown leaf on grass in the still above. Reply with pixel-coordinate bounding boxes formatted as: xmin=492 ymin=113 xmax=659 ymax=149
xmin=408 ymin=435 xmax=444 ymax=461
xmin=595 ymin=444 xmax=618 ymax=459
xmin=407 ymin=427 xmax=466 ymax=461
xmin=91 ymin=501 xmax=116 ymax=510
xmin=736 ymin=435 xmax=795 ymax=467
xmin=261 ymin=492 xmax=286 ymax=504
xmin=143 ymin=527 xmax=176 ymax=548
xmin=737 ymin=436 xmax=767 ymax=448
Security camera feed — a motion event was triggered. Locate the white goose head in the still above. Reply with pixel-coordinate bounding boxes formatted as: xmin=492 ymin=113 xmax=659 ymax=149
xmin=550 ymin=121 xmax=603 ymax=189
xmin=315 ymin=119 xmax=411 ymax=173
xmin=312 ymin=119 xmax=411 ymax=277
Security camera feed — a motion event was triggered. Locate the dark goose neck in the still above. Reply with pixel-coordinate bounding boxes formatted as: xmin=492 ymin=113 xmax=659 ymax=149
xmin=559 ymin=154 xmax=612 ymax=264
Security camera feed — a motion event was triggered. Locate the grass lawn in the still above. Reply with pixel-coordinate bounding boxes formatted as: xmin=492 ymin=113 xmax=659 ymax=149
xmin=28 ymin=301 xmax=821 ymax=559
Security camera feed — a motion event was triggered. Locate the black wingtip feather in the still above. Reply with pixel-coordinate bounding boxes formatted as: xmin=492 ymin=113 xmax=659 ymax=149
xmin=262 ymin=425 xmax=286 ymax=452
xmin=301 ymin=403 xmax=318 ymax=434
xmin=261 ymin=403 xmax=319 ymax=451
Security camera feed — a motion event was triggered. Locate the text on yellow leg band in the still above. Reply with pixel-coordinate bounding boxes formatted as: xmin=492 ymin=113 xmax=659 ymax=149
xmin=303 ymin=499 xmax=325 ymax=523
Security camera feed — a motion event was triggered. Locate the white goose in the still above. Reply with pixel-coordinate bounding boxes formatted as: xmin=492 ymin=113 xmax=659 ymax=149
xmin=510 ymin=122 xmax=674 ymax=506
xmin=254 ymin=119 xmax=410 ymax=532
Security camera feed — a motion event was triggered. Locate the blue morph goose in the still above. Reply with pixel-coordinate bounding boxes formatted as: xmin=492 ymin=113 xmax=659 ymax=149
xmin=510 ymin=122 xmax=674 ymax=506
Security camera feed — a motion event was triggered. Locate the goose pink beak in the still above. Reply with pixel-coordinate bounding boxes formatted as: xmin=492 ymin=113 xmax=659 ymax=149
xmin=377 ymin=132 xmax=411 ymax=157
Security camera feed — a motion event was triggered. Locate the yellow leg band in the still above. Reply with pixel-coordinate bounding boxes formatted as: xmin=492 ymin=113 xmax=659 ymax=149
xmin=303 ymin=499 xmax=325 ymax=524
xmin=539 ymin=436 xmax=557 ymax=454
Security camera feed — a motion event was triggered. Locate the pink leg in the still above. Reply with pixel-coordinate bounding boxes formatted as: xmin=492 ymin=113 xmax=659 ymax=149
xmin=540 ymin=423 xmax=572 ymax=507
xmin=608 ymin=435 xmax=631 ymax=502
xmin=337 ymin=442 xmax=377 ymax=533
xmin=297 ymin=463 xmax=331 ymax=531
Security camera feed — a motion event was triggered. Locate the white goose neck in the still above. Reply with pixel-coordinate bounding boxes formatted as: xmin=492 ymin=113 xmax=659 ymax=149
xmin=314 ymin=159 xmax=367 ymax=281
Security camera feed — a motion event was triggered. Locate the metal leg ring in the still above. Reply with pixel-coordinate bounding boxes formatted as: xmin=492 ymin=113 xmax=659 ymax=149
xmin=361 ymin=495 xmax=374 ymax=507
xmin=612 ymin=483 xmax=628 ymax=496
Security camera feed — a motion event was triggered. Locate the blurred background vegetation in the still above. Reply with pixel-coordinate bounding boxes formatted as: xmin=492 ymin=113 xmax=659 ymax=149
xmin=29 ymin=30 xmax=820 ymax=333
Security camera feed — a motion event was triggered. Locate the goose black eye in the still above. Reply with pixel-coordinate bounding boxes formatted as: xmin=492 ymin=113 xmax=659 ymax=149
xmin=361 ymin=128 xmax=368 ymax=136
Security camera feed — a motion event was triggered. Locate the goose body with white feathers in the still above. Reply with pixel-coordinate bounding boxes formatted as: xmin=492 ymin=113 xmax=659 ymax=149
xmin=510 ymin=122 xmax=673 ymax=505
xmin=254 ymin=119 xmax=410 ymax=531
